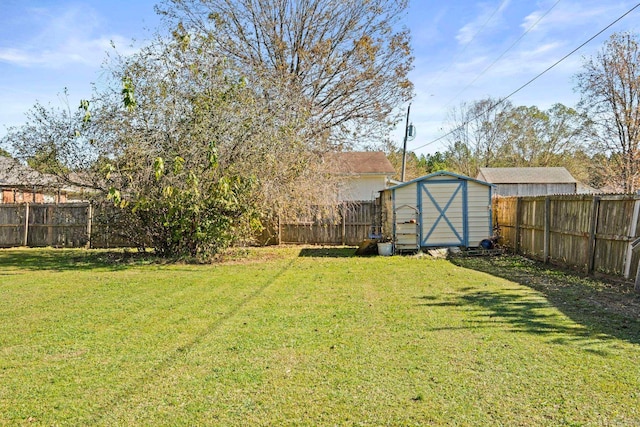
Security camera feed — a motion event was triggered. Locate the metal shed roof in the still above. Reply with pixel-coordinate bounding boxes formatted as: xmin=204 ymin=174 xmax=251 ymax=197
xmin=385 ymin=170 xmax=494 ymax=191
xmin=477 ymin=167 xmax=577 ymax=184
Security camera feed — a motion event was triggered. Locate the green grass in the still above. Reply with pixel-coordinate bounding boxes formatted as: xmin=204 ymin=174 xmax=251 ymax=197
xmin=1 ymin=247 xmax=639 ymax=426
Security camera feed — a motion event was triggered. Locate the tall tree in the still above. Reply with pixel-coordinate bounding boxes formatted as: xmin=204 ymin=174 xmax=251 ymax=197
xmin=444 ymin=98 xmax=512 ymax=176
xmin=444 ymin=99 xmax=590 ymax=179
xmin=418 ymin=151 xmax=448 ymax=174
xmin=576 ymin=32 xmax=640 ymax=193
xmin=383 ymin=139 xmax=423 ymax=181
xmin=499 ymin=104 xmax=590 ymax=169
xmin=158 ymin=0 xmax=414 ymax=147
xmin=4 ymin=30 xmax=341 ymax=257
xmin=2 ymin=94 xmax=94 ymax=181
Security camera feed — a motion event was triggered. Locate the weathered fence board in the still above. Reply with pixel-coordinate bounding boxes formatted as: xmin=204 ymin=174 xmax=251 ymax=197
xmin=0 ymin=204 xmax=24 ymax=247
xmin=279 ymin=202 xmax=377 ymax=245
xmin=0 ymin=201 xmax=378 ymax=249
xmin=27 ymin=204 xmax=90 ymax=247
xmin=495 ymin=195 xmax=640 ymax=280
xmin=0 ymin=202 xmax=134 ymax=249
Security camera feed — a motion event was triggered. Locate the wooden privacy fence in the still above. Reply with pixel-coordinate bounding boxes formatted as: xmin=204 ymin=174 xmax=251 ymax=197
xmin=0 ymin=202 xmax=132 ymax=249
xmin=279 ymin=201 xmax=378 ymax=245
xmin=495 ymin=194 xmax=640 ymax=280
xmin=0 ymin=201 xmax=379 ymax=249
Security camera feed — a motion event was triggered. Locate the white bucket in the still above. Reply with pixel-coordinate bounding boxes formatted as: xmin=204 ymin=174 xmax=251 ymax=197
xmin=377 ymin=242 xmax=393 ymax=256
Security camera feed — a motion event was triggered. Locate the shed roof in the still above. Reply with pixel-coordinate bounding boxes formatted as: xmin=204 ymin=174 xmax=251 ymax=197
xmin=324 ymin=151 xmax=395 ymax=175
xmin=385 ymin=170 xmax=493 ymax=191
xmin=477 ymin=167 xmax=577 ymax=184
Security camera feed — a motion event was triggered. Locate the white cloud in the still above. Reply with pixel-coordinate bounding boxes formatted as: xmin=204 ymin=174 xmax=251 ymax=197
xmin=0 ymin=5 xmax=138 ymax=69
xmin=0 ymin=49 xmax=32 ymax=66
xmin=456 ymin=0 xmax=512 ymax=45
xmin=520 ymin=0 xmax=638 ymax=36
xmin=0 ymin=35 xmax=135 ymax=68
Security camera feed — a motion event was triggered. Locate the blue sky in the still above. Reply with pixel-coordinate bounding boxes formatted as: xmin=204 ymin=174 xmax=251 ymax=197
xmin=1 ymin=0 xmax=639 ymax=155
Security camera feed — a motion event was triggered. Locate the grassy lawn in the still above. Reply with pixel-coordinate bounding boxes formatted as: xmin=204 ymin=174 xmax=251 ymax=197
xmin=1 ymin=247 xmax=639 ymax=426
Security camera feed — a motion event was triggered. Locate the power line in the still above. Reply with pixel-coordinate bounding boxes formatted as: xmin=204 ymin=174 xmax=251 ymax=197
xmin=411 ymin=1 xmax=640 ymax=152
xmin=442 ymin=0 xmax=563 ymax=110
xmin=424 ymin=0 xmax=510 ymax=89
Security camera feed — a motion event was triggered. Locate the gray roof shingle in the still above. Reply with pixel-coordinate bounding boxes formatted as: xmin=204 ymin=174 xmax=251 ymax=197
xmin=0 ymin=156 xmax=58 ymax=187
xmin=325 ymin=151 xmax=395 ymax=175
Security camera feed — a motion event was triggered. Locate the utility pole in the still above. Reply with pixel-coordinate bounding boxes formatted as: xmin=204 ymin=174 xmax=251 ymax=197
xmin=400 ymin=104 xmax=411 ymax=182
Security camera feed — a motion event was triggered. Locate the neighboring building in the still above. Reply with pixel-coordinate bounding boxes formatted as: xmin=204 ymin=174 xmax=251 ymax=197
xmin=326 ymin=151 xmax=395 ymax=202
xmin=0 ymin=157 xmax=68 ymax=203
xmin=477 ymin=167 xmax=577 ymax=197
xmin=576 ymin=182 xmax=601 ymax=194
xmin=595 ymin=183 xmax=626 ymax=194
xmin=380 ymin=171 xmax=494 ymax=251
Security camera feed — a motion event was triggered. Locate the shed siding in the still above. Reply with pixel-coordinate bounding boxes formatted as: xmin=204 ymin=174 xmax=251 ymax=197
xmin=467 ymin=180 xmax=492 ymax=245
xmin=393 ymin=183 xmax=418 ymax=223
xmin=495 ymin=183 xmax=576 ymax=197
xmin=427 ymin=175 xmax=453 ymax=181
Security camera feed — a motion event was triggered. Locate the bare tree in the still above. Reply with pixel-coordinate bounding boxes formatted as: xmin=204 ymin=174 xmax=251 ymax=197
xmin=158 ymin=0 xmax=414 ymax=147
xmin=444 ymin=98 xmax=512 ymax=176
xmin=576 ymin=32 xmax=640 ymax=193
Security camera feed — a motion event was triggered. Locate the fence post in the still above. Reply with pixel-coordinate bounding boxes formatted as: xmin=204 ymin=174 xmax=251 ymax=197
xmin=341 ymin=203 xmax=346 ymax=246
xmin=46 ymin=205 xmax=54 ymax=246
xmin=23 ymin=202 xmax=29 ymax=247
xmin=544 ymin=196 xmax=550 ymax=263
xmin=278 ymin=214 xmax=282 ymax=245
xmin=86 ymin=203 xmax=93 ymax=249
xmin=514 ymin=198 xmax=522 ymax=254
xmin=587 ymin=196 xmax=601 ymax=274
xmin=624 ymin=196 xmax=640 ymax=279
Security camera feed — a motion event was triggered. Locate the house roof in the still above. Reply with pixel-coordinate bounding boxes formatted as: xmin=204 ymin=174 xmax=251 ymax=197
xmin=0 ymin=156 xmax=58 ymax=187
xmin=385 ymin=170 xmax=494 ymax=191
xmin=477 ymin=167 xmax=577 ymax=184
xmin=324 ymin=151 xmax=395 ymax=175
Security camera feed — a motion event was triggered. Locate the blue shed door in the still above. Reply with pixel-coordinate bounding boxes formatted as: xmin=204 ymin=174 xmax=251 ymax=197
xmin=419 ymin=180 xmax=468 ymax=247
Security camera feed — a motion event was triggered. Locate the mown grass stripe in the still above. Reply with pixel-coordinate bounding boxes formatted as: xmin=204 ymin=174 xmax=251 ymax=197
xmin=1 ymin=248 xmax=639 ymax=425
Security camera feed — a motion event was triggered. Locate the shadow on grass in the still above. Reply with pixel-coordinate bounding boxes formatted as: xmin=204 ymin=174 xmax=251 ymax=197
xmin=0 ymin=248 xmax=156 ymax=271
xmin=418 ymin=290 xmax=610 ymax=353
xmin=298 ymin=247 xmax=356 ymax=258
xmin=443 ymin=255 xmax=640 ymax=347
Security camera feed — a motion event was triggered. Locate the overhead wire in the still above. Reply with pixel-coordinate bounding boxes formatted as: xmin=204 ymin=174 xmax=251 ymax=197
xmin=442 ymin=0 xmax=563 ymax=110
xmin=410 ymin=1 xmax=640 ymax=152
xmin=424 ymin=0 xmax=510 ymax=89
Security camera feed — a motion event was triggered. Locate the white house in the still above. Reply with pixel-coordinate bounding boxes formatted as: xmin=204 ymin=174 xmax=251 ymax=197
xmin=326 ymin=151 xmax=396 ymax=202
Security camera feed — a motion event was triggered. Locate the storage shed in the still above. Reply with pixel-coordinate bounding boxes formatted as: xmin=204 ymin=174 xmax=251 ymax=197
xmin=477 ymin=167 xmax=577 ymax=196
xmin=380 ymin=171 xmax=493 ymax=252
